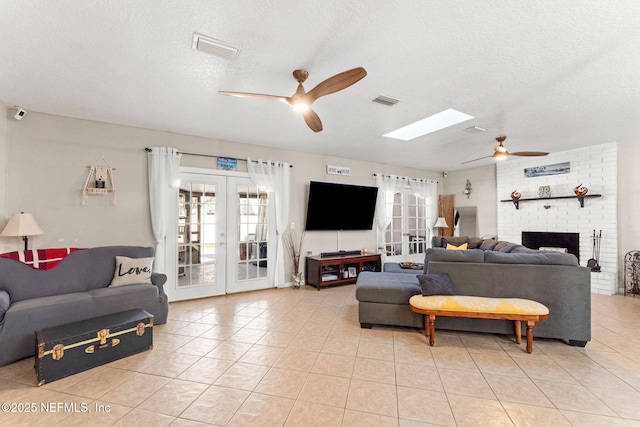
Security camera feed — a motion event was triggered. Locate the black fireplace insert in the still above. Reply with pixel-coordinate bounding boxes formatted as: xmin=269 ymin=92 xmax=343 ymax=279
xmin=522 ymin=231 xmax=580 ymax=262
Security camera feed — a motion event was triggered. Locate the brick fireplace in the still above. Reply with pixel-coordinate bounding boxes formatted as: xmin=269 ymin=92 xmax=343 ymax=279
xmin=497 ymin=142 xmax=618 ymax=295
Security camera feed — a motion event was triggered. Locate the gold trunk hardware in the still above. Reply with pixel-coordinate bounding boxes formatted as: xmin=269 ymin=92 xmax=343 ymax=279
xmin=38 ymin=321 xmax=151 ymax=360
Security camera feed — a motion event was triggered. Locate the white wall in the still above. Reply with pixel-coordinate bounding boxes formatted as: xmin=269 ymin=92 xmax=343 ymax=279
xmin=443 ymin=164 xmax=497 ymax=237
xmin=1 ymin=112 xmax=442 ymax=280
xmin=4 ymin=112 xmax=639 ymax=294
xmin=0 ymin=104 xmax=7 ymax=223
xmin=617 ymin=140 xmax=640 ymax=290
xmin=497 ymin=142 xmax=618 ymax=295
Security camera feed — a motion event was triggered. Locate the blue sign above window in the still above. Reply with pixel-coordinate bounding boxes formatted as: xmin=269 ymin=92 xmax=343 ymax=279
xmin=217 ymin=157 xmax=238 ymax=171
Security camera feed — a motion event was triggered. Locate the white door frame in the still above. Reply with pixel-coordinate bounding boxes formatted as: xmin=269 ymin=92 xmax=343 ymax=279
xmin=165 ymin=167 xmax=274 ymax=301
xmin=384 ymin=190 xmax=429 ymax=264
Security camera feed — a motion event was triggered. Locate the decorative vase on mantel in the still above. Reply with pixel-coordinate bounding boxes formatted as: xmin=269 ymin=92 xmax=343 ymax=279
xmin=574 ymin=183 xmax=588 ymax=196
xmin=510 ymin=190 xmax=521 ymax=200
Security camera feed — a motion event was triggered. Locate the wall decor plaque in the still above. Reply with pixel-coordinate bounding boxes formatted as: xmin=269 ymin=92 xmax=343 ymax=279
xmin=524 ymin=162 xmax=570 ymax=178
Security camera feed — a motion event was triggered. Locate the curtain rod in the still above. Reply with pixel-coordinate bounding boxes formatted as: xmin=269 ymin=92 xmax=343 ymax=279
xmin=373 ymin=173 xmax=438 ymax=184
xmin=144 ymin=148 xmax=293 ymax=167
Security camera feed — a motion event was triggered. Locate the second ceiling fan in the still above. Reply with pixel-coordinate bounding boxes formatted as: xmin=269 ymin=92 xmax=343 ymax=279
xmin=462 ymin=136 xmax=549 ymax=164
xmin=219 ymin=67 xmax=367 ymax=133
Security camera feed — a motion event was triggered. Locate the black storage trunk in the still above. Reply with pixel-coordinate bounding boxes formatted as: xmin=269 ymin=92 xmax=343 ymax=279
xmin=35 ymin=309 xmax=153 ymax=386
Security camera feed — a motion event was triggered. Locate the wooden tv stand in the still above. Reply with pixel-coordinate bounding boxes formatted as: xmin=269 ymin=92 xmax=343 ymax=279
xmin=306 ymin=252 xmax=381 ymax=290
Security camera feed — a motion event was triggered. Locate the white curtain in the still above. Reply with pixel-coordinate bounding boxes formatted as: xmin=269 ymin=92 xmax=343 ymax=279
xmin=255 ymin=194 xmax=268 ymax=241
xmin=373 ymin=175 xmax=407 ymax=255
xmin=148 ymin=147 xmax=181 ymax=272
xmin=408 ymin=178 xmax=438 ymax=246
xmin=247 ymin=158 xmax=291 ymax=287
xmin=453 ymin=209 xmax=460 ymax=237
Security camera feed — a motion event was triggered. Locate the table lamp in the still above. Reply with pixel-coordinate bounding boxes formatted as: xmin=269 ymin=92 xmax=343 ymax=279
xmin=1 ymin=212 xmax=44 ymax=250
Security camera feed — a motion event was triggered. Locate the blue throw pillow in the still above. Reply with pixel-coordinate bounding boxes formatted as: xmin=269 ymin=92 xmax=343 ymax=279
xmin=416 ymin=274 xmax=455 ymax=296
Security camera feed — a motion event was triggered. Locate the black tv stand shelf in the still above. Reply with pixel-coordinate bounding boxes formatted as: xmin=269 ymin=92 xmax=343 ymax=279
xmin=500 ymin=194 xmax=601 ymax=210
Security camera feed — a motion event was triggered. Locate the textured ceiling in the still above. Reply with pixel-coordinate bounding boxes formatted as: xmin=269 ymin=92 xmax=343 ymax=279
xmin=1 ymin=1 xmax=639 ymax=171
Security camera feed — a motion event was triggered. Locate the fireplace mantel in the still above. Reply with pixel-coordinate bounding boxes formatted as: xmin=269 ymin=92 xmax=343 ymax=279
xmin=500 ymin=194 xmax=601 ymax=209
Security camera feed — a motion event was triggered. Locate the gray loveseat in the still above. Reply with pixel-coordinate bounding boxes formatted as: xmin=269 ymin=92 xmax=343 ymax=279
xmin=0 ymin=246 xmax=168 ymax=366
xmin=356 ymin=242 xmax=591 ymax=346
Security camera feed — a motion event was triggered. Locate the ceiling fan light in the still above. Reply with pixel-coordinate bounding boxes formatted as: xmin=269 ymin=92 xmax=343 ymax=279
xmin=494 ymin=152 xmax=508 ymax=160
xmin=292 ymin=102 xmax=309 ymax=112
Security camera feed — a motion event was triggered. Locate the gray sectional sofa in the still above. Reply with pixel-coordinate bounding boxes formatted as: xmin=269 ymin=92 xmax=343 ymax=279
xmin=0 ymin=246 xmax=168 ymax=366
xmin=356 ymin=237 xmax=591 ymax=346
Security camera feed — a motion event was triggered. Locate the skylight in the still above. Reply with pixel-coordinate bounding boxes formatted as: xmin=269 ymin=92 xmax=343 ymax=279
xmin=383 ymin=108 xmax=474 ymax=141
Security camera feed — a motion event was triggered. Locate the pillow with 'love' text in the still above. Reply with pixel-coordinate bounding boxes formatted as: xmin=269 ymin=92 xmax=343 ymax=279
xmin=110 ymin=256 xmax=154 ymax=287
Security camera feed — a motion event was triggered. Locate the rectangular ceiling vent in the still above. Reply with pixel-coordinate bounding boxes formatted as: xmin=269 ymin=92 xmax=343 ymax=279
xmin=464 ymin=126 xmax=486 ymax=134
xmin=372 ymin=95 xmax=400 ymax=106
xmin=192 ymin=33 xmax=239 ymax=61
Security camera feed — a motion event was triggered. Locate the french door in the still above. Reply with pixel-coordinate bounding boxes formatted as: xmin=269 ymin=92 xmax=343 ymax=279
xmin=165 ymin=168 xmax=274 ymax=301
xmin=384 ymin=191 xmax=430 ymax=263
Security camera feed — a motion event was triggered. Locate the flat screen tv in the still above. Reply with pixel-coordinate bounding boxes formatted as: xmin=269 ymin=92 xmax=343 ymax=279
xmin=305 ymin=181 xmax=378 ymax=231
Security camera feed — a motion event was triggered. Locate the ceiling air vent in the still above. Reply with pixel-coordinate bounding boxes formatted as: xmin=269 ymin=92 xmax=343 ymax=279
xmin=192 ymin=33 xmax=239 ymax=61
xmin=464 ymin=126 xmax=486 ymax=134
xmin=372 ymin=95 xmax=400 ymax=106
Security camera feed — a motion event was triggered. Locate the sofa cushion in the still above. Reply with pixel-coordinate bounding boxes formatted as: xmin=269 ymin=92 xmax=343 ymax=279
xmin=493 ymin=241 xmax=522 ymax=253
xmin=88 ymin=284 xmax=159 ymax=311
xmin=416 ymin=274 xmax=455 ymax=296
xmin=110 ymin=256 xmax=154 ymax=287
xmin=510 ymin=245 xmax=539 ymax=254
xmin=426 ymin=248 xmax=485 ymax=263
xmin=441 ymin=236 xmax=470 ymax=248
xmin=484 ymin=251 xmax=579 ymax=266
xmin=467 ymin=237 xmax=483 ymax=249
xmin=446 ymin=242 xmax=468 ymax=250
xmin=479 ymin=239 xmax=498 ymax=251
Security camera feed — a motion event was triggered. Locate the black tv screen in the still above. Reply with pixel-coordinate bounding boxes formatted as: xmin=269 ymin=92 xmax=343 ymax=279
xmin=305 ymin=181 xmax=378 ymax=231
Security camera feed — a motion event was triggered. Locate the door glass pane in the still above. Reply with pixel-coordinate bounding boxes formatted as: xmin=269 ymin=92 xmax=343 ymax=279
xmin=408 ymin=194 xmax=427 ymax=255
xmin=178 ymin=182 xmax=217 ymax=288
xmin=385 ymin=192 xmax=403 ymax=256
xmin=236 ymin=184 xmax=269 ymax=280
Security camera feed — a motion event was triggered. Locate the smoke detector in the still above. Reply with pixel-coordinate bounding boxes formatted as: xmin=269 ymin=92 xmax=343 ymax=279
xmin=192 ymin=33 xmax=239 ymax=61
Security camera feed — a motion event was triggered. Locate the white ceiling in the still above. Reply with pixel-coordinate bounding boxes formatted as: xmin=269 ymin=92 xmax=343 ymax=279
xmin=1 ymin=1 xmax=639 ymax=172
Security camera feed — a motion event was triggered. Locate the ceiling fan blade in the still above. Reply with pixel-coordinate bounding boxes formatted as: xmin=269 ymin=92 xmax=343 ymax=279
xmin=302 ymin=108 xmax=323 ymax=133
xmin=461 ymin=155 xmax=492 ymax=165
xmin=306 ymin=67 xmax=367 ymax=102
xmin=511 ymin=151 xmax=549 ymax=157
xmin=219 ymin=91 xmax=291 ymax=105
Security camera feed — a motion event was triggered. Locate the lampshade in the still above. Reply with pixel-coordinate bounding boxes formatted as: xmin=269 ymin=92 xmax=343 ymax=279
xmin=1 ymin=212 xmax=44 ymax=250
xmin=433 ymin=217 xmax=449 ymax=229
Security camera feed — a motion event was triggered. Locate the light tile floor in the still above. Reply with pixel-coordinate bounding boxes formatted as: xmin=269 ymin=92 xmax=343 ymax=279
xmin=2 ymin=287 xmax=640 ymax=426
